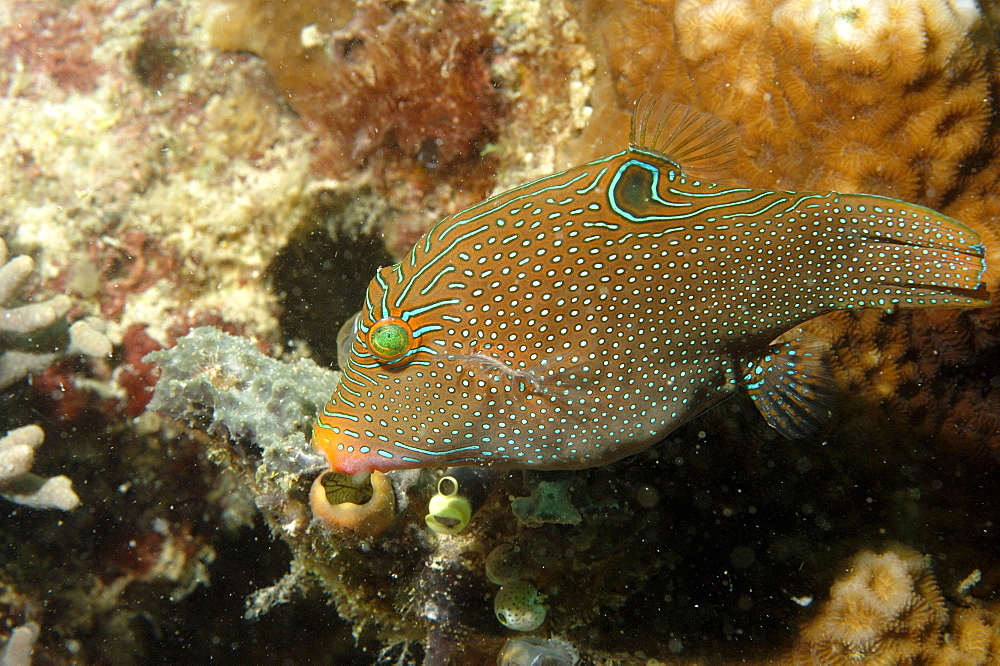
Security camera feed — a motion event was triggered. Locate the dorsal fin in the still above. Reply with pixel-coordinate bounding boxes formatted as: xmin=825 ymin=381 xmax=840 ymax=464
xmin=629 ymin=94 xmax=740 ymax=180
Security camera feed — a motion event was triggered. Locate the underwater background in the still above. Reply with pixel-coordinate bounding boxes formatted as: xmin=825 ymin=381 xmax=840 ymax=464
xmin=1 ymin=0 xmax=1000 ymax=662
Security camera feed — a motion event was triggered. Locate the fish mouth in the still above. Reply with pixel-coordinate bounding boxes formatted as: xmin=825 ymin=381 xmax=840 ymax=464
xmin=311 ymin=421 xmax=422 ymax=474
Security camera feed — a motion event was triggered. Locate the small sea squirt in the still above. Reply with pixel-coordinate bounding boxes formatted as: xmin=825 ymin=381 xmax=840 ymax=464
xmin=313 ymin=95 xmax=989 ymax=474
xmin=310 ymin=469 xmax=396 ymax=536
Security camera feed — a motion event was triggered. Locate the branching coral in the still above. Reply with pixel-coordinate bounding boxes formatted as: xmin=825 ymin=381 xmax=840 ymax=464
xmin=0 ymin=621 xmax=39 ymax=665
xmin=0 ymin=425 xmax=80 ymax=511
xmin=0 ymin=237 xmax=82 ymax=511
xmin=0 ymin=239 xmax=71 ymax=389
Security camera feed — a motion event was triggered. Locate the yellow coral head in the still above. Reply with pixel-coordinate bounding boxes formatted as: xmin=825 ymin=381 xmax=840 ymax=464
xmin=310 ymin=469 xmax=396 ymax=537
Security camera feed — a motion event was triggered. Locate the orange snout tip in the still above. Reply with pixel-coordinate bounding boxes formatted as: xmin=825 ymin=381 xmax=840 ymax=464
xmin=312 ymin=421 xmax=421 ymax=474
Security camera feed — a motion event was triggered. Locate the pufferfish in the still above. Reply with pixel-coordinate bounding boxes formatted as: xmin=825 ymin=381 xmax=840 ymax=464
xmin=313 ymin=96 xmax=989 ymax=475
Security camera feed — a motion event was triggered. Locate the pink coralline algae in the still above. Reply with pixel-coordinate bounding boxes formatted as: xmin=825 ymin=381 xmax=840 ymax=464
xmin=0 ymin=0 xmax=114 ymax=97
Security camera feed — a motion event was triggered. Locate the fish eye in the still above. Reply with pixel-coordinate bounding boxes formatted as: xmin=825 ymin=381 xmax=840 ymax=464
xmin=367 ymin=317 xmax=413 ymax=361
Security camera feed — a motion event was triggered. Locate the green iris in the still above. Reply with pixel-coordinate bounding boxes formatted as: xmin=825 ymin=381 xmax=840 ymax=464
xmin=369 ymin=320 xmax=410 ymax=360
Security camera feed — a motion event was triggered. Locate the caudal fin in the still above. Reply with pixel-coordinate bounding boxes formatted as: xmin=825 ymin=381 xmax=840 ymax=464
xmin=836 ymin=194 xmax=989 ymax=309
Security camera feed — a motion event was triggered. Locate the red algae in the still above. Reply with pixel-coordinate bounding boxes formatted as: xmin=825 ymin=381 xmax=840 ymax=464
xmin=115 ymin=324 xmax=164 ymax=418
xmin=209 ymin=0 xmax=504 ymax=178
xmin=30 ymin=359 xmax=94 ymax=424
xmin=90 ymin=231 xmax=183 ymax=320
xmin=0 ymin=0 xmax=114 ymax=97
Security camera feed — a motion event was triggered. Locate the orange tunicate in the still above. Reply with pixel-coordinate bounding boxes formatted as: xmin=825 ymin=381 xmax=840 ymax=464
xmin=310 ymin=470 xmax=396 ymax=537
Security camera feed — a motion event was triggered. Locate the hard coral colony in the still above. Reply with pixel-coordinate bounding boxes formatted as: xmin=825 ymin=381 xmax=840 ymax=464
xmin=580 ymin=0 xmax=1000 ymax=458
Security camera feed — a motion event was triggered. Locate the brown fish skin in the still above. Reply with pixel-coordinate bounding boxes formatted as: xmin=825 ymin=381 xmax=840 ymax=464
xmin=313 ymin=101 xmax=989 ymax=475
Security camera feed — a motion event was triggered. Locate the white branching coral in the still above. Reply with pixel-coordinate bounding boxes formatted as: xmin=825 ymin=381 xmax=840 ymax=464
xmin=0 ymin=237 xmax=84 ymax=511
xmin=0 ymin=425 xmax=80 ymax=511
xmin=0 ymin=238 xmax=72 ymax=389
xmin=0 ymin=621 xmax=39 ymax=666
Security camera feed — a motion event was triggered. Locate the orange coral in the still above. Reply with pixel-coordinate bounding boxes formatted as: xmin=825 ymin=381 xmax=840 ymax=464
xmin=576 ymin=0 xmax=994 ymax=214
xmin=784 ymin=546 xmax=1000 ymax=664
xmin=790 ymin=303 xmax=1000 ymax=457
xmin=575 ymin=0 xmax=1000 ymax=286
xmin=573 ymin=0 xmax=1000 ymax=457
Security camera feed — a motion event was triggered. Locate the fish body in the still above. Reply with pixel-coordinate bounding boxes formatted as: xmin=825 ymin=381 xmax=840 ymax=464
xmin=313 ymin=98 xmax=988 ymax=474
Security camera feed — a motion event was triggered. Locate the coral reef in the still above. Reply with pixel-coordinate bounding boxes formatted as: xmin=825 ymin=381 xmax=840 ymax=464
xmin=4 ymin=0 xmax=1000 ymax=661
xmin=575 ymin=0 xmax=993 ymax=213
xmin=207 ymin=0 xmax=594 ymax=260
xmin=784 ymin=546 xmax=1000 ymax=664
xmin=142 ymin=326 xmax=1000 ymax=661
xmin=209 ymin=0 xmax=503 ymax=175
xmin=790 ymin=546 xmax=948 ymax=662
xmin=0 ymin=239 xmax=70 ymax=389
xmin=207 ymin=0 xmax=506 ymax=260
xmin=0 ymin=237 xmax=82 ymax=511
xmin=1 ymin=0 xmax=594 ymax=658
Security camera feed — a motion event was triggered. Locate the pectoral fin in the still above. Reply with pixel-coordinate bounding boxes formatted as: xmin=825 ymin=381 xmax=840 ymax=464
xmin=743 ymin=328 xmax=835 ymax=438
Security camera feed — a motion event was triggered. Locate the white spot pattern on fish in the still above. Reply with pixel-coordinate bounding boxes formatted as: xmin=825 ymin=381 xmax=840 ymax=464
xmin=314 ymin=96 xmax=989 ymax=474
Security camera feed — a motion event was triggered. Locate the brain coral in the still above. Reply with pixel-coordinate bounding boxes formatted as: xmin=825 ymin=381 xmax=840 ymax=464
xmin=574 ymin=0 xmax=1000 ymax=457
xmin=579 ymin=0 xmax=991 ymax=210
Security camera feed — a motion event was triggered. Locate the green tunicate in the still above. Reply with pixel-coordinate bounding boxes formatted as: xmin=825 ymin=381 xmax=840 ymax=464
xmin=424 ymin=474 xmax=473 ymax=535
xmin=511 ymin=479 xmax=582 ymax=528
xmin=494 ymin=580 xmax=546 ymax=632
xmin=485 ymin=543 xmax=526 ymax=585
